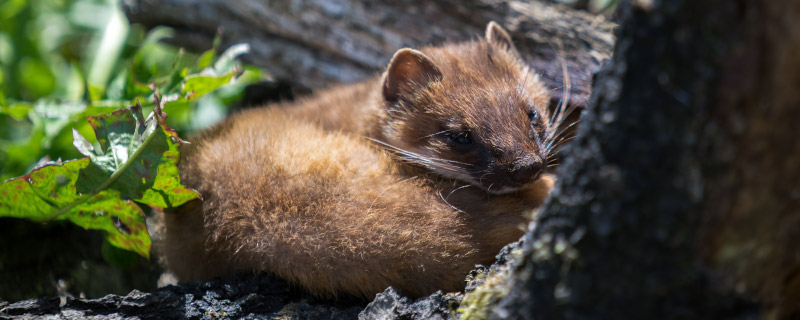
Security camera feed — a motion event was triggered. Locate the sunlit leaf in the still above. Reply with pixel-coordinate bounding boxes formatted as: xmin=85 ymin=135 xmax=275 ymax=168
xmin=1 ymin=102 xmax=31 ymax=121
xmin=29 ymin=100 xmax=87 ymax=140
xmin=0 ymin=0 xmax=27 ymax=20
xmin=75 ymin=100 xmax=199 ymax=208
xmin=180 ymin=43 xmax=249 ymax=99
xmin=0 ymin=0 xmax=268 ymax=264
xmin=0 ymin=100 xmax=201 ymax=257
xmin=182 ymin=73 xmax=235 ymax=99
xmin=196 ymin=49 xmax=216 ymax=70
xmin=0 ymin=158 xmax=151 ymax=258
xmin=214 ymin=43 xmax=250 ymax=74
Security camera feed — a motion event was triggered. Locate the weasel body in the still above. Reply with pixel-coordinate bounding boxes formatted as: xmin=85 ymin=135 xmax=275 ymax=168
xmin=162 ymin=22 xmax=557 ymax=298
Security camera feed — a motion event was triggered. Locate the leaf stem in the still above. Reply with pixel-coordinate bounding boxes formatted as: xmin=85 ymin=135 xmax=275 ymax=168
xmin=47 ymin=119 xmax=160 ymax=220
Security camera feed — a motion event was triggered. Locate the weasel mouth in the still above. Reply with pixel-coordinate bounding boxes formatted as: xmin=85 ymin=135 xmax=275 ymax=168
xmin=477 ymin=168 xmax=544 ymax=194
xmin=482 ymin=180 xmax=533 ymax=194
xmin=485 ymin=185 xmax=522 ymax=195
xmin=428 ymin=165 xmax=543 ymax=195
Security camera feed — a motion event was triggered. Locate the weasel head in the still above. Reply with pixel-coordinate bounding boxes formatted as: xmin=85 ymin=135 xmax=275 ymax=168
xmin=378 ymin=22 xmax=553 ymax=194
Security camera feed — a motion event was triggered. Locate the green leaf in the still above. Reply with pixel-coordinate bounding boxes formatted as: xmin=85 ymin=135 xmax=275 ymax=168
xmin=83 ymin=5 xmax=129 ymax=97
xmin=182 ymin=72 xmax=235 ymax=99
xmin=29 ymin=100 xmax=88 ymax=141
xmin=18 ymin=58 xmax=56 ymax=99
xmin=76 ymin=100 xmax=199 ymax=208
xmin=180 ymin=43 xmax=249 ymax=100
xmin=1 ymin=102 xmax=31 ymax=121
xmin=213 ymin=43 xmax=249 ymax=74
xmin=0 ymin=158 xmax=151 ymax=258
xmin=0 ymin=99 xmax=200 ymax=257
xmin=196 ymin=49 xmax=216 ymax=70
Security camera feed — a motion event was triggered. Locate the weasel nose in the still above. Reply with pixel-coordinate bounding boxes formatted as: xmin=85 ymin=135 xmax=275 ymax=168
xmin=510 ymin=162 xmax=542 ymax=183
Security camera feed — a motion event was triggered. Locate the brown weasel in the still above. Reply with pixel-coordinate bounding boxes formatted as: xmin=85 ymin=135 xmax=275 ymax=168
xmin=161 ymin=22 xmax=560 ymax=299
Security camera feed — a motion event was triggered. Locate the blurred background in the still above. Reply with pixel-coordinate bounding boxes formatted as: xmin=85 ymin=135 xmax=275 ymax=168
xmin=0 ymin=0 xmax=615 ymax=301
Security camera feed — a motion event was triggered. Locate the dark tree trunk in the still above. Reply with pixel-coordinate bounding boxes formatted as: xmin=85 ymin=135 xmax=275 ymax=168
xmin=483 ymin=0 xmax=800 ymax=319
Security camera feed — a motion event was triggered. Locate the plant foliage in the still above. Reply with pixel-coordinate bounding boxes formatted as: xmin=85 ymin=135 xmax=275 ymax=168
xmin=0 ymin=0 xmax=267 ymax=258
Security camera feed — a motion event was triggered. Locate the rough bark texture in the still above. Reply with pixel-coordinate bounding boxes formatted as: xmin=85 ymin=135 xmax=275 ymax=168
xmin=0 ymin=275 xmax=364 ymax=319
xmin=488 ymin=0 xmax=799 ymax=319
xmin=121 ymin=0 xmax=614 ymax=110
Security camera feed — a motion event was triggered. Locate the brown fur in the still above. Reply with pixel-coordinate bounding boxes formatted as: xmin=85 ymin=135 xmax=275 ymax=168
xmin=161 ymin=22 xmax=556 ymax=299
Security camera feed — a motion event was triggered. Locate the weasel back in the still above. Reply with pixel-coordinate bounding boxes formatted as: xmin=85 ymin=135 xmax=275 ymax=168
xmin=165 ymin=108 xmax=486 ymax=298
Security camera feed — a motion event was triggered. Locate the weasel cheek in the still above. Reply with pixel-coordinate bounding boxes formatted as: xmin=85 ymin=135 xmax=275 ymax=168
xmin=430 ymin=166 xmax=482 ymax=187
xmin=518 ymin=174 xmax=556 ymax=205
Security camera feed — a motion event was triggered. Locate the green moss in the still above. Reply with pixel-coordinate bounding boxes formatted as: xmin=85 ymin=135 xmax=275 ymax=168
xmin=458 ymin=271 xmax=511 ymax=320
xmin=457 ymin=247 xmax=526 ymax=320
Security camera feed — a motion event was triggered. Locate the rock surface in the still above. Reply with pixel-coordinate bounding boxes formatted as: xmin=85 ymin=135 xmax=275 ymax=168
xmin=0 ymin=275 xmax=361 ymax=319
xmin=1 ymin=240 xmax=524 ymax=319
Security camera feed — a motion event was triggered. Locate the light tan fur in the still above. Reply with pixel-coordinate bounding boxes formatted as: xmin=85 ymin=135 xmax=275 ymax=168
xmin=161 ymin=22 xmax=557 ymax=299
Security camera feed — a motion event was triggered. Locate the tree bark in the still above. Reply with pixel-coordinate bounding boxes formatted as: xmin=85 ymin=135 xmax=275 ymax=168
xmin=487 ymin=0 xmax=800 ymax=319
xmin=121 ymin=0 xmax=614 ymax=110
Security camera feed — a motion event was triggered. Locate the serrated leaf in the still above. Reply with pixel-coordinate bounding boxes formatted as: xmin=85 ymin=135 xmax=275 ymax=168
xmin=79 ymin=101 xmax=199 ymax=208
xmin=0 ymin=159 xmax=151 ymax=258
xmin=0 ymin=99 xmax=200 ymax=257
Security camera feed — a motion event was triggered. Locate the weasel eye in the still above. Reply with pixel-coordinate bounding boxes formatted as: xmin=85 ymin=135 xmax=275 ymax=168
xmin=445 ymin=131 xmax=472 ymax=145
xmin=527 ymin=109 xmax=539 ymax=122
xmin=528 ymin=109 xmax=546 ymax=133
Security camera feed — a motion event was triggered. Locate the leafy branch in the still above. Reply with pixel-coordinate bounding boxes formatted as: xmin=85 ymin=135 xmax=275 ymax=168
xmin=0 ymin=95 xmax=197 ymax=258
xmin=0 ymin=42 xmax=259 ymax=259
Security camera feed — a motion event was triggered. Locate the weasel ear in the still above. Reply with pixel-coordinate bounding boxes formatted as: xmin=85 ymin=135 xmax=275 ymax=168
xmin=485 ymin=21 xmax=520 ymax=55
xmin=382 ymin=48 xmax=442 ymax=103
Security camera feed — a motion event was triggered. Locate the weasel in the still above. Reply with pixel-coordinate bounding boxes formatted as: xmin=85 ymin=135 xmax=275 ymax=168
xmin=161 ymin=22 xmax=563 ymax=299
